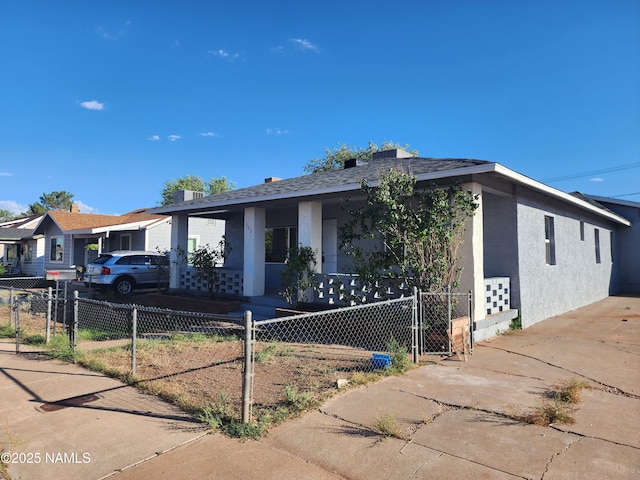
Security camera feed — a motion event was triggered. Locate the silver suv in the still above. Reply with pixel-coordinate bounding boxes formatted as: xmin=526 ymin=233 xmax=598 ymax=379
xmin=83 ymin=251 xmax=170 ymax=295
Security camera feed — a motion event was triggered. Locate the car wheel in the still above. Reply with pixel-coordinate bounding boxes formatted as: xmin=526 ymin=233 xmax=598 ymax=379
xmin=114 ymin=277 xmax=135 ymax=295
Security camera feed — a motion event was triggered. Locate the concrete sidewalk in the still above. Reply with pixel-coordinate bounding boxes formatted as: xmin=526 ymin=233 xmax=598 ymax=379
xmin=2 ymin=295 xmax=639 ymax=479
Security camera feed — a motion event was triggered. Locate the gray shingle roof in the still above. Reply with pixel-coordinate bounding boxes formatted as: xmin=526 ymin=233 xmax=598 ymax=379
xmin=0 ymin=227 xmax=36 ymax=241
xmin=154 ymin=157 xmax=490 ymax=212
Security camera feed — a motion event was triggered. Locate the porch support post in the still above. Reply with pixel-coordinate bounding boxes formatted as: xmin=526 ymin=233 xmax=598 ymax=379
xmin=297 ymin=201 xmax=322 ymax=273
xmin=459 ymin=182 xmax=485 ymax=323
xmin=170 ymin=214 xmax=189 ymax=290
xmin=243 ymin=207 xmax=265 ymax=296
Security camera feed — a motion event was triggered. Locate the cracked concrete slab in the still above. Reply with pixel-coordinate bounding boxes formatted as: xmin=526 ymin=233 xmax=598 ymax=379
xmin=265 ymin=411 xmax=444 ymax=480
xmin=543 ymin=437 xmax=640 ymax=480
xmin=411 ymin=408 xmax=578 ymax=479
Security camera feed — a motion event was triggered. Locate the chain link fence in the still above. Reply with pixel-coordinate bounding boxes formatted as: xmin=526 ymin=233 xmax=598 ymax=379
xmin=0 ymin=285 xmax=70 ymax=351
xmin=73 ymin=297 xmax=245 ymax=418
xmin=247 ymin=296 xmax=417 ymax=422
xmin=2 ymin=285 xmax=473 ymax=428
xmin=0 ymin=276 xmax=50 ymax=290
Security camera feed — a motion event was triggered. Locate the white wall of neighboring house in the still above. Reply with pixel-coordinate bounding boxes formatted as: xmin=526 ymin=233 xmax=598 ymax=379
xmin=21 ymin=238 xmax=45 ymax=276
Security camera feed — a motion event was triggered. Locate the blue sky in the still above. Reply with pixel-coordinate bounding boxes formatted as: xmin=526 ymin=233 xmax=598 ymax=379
xmin=1 ymin=0 xmax=638 ymax=215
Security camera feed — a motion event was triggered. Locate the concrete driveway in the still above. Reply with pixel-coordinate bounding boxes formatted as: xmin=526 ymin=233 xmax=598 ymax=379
xmin=2 ymin=295 xmax=639 ymax=479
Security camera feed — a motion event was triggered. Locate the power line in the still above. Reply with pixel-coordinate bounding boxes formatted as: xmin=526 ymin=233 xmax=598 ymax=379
xmin=542 ymin=162 xmax=640 ymax=183
xmin=611 ymin=192 xmax=640 ymax=198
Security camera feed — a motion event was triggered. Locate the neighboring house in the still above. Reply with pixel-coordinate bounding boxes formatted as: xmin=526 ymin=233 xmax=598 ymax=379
xmin=586 ymin=195 xmax=640 ymax=294
xmin=0 ymin=215 xmax=45 ymax=276
xmin=149 ymin=149 xmax=632 ymax=337
xmin=31 ymin=205 xmax=225 ymax=277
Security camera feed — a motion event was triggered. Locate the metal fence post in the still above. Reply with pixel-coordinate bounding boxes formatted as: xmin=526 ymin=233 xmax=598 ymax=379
xmin=53 ymin=280 xmax=59 ymax=336
xmin=412 ymin=287 xmax=419 ymax=364
xmin=10 ymin=287 xmax=15 ymax=328
xmin=72 ymin=290 xmax=79 ymax=351
xmin=131 ymin=306 xmax=137 ymax=377
xmin=46 ymin=286 xmax=52 ymax=344
xmin=242 ymin=310 xmax=253 ymax=424
xmin=468 ymin=290 xmax=474 ymax=353
xmin=62 ymin=281 xmax=68 ymax=333
xmin=446 ymin=285 xmax=452 ymax=352
xmin=15 ymin=303 xmax=20 ymax=354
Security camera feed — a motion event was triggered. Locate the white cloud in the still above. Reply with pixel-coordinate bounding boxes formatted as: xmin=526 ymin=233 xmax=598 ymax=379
xmin=168 ymin=134 xmax=182 ymax=142
xmin=73 ymin=200 xmax=96 ymax=214
xmin=0 ymin=200 xmax=27 ymax=215
xmin=288 ymin=38 xmax=319 ymax=52
xmin=199 ymin=132 xmax=219 ymax=138
xmin=266 ymin=128 xmax=289 ymax=135
xmin=96 ymin=20 xmax=131 ymax=40
xmin=590 ymin=177 xmax=605 ymax=182
xmin=147 ymin=135 xmax=160 ymax=141
xmin=0 ymin=172 xmax=12 ymax=177
xmin=80 ymin=100 xmax=105 ymax=111
xmin=209 ymin=49 xmax=241 ymax=62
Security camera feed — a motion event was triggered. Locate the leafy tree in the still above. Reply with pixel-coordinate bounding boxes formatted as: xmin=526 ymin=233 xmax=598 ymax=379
xmin=339 ymin=169 xmax=478 ymax=298
xmin=279 ymin=245 xmax=318 ymax=308
xmin=160 ymin=175 xmax=235 ymax=205
xmin=207 ymin=176 xmax=236 ymax=195
xmin=0 ymin=209 xmax=17 ymax=222
xmin=187 ymin=239 xmax=231 ymax=299
xmin=26 ymin=191 xmax=75 ymax=214
xmin=303 ymin=141 xmax=418 ymax=174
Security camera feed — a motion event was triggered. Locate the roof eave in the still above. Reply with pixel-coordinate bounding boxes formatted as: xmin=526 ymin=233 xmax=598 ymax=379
xmin=493 ymin=164 xmax=632 ymax=226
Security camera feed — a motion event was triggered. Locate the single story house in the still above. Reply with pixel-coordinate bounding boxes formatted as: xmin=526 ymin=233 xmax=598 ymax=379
xmin=149 ymin=149 xmax=633 ymax=337
xmin=0 ymin=215 xmax=44 ymax=276
xmin=586 ymin=195 xmax=640 ymax=294
xmin=31 ymin=204 xmax=225 ymax=277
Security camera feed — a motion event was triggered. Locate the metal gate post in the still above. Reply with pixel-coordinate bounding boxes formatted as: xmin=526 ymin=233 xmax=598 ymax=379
xmin=46 ymin=287 xmax=52 ymax=344
xmin=72 ymin=291 xmax=79 ymax=351
xmin=242 ymin=310 xmax=253 ymax=423
xmin=15 ymin=304 xmax=20 ymax=353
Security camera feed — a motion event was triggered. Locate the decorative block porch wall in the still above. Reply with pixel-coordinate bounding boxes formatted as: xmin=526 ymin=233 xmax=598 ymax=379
xmin=485 ymin=277 xmax=510 ymax=315
xmin=315 ymin=274 xmax=410 ymax=306
xmin=179 ymin=268 xmax=243 ymax=296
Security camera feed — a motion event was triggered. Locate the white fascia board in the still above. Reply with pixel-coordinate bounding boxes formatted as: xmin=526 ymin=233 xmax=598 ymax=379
xmin=493 ymin=164 xmax=631 ymax=226
xmin=71 ymin=219 xmax=160 ymax=234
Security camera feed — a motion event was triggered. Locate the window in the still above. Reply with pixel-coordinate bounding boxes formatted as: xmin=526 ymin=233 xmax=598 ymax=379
xmin=188 ymin=237 xmax=198 ymax=255
xmin=595 ymin=228 xmax=601 ymax=264
xmin=25 ymin=243 xmax=34 ymax=263
xmin=265 ymin=227 xmax=297 ymax=262
xmin=186 ymin=236 xmax=199 ymax=265
xmin=50 ymin=237 xmax=64 ymax=262
xmin=120 ymin=234 xmax=131 ymax=251
xmin=579 ymin=221 xmax=585 ymax=241
xmin=544 ymin=216 xmax=556 ymax=265
xmin=610 ymin=231 xmax=614 ymax=263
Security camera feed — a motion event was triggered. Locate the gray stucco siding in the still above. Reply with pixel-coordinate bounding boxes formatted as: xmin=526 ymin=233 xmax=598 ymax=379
xmin=482 ymin=191 xmax=521 ymax=310
xmin=595 ymin=202 xmax=639 ymax=293
xmin=515 ymin=188 xmax=615 ymax=327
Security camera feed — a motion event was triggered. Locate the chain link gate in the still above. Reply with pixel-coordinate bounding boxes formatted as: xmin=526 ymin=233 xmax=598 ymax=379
xmin=0 ymin=285 xmax=69 ymax=352
xmin=418 ymin=288 xmax=473 ymax=356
